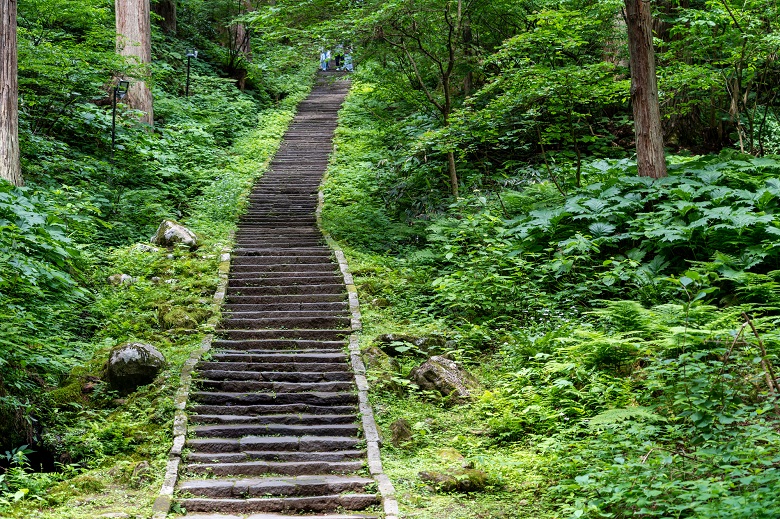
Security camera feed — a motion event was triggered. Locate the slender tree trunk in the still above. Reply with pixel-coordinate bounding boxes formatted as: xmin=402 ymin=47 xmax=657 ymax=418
xmin=0 ymin=0 xmax=22 ymax=186
xmin=625 ymin=0 xmax=666 ymax=178
xmin=151 ymin=0 xmax=176 ymax=34
xmin=116 ymin=0 xmax=154 ymax=126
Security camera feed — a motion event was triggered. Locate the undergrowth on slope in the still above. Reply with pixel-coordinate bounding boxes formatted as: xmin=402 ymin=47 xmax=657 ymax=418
xmin=322 ymin=77 xmax=780 ymax=518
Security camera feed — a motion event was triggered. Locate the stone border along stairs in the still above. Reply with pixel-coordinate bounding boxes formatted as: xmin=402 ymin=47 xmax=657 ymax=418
xmin=152 ymin=74 xmax=398 ymax=519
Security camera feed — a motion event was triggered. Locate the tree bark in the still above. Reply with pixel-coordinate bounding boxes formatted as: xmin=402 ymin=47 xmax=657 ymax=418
xmin=116 ymin=0 xmax=154 ymax=126
xmin=151 ymin=0 xmax=176 ymax=34
xmin=625 ymin=0 xmax=666 ymax=178
xmin=0 ymin=0 xmax=22 ymax=186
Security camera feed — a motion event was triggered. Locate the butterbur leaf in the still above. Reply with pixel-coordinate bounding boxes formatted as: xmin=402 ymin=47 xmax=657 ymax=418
xmin=588 ymin=222 xmax=615 ymax=237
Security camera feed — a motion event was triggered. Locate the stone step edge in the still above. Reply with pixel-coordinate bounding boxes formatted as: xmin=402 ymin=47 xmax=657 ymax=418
xmin=316 ymin=179 xmax=398 ymax=519
xmin=152 ymin=241 xmax=233 ymax=519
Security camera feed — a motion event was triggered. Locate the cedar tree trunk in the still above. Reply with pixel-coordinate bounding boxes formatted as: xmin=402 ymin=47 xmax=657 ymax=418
xmin=116 ymin=0 xmax=154 ymax=126
xmin=0 ymin=0 xmax=21 ymax=186
xmin=625 ymin=0 xmax=667 ymax=178
xmin=152 ymin=0 xmax=176 ymax=34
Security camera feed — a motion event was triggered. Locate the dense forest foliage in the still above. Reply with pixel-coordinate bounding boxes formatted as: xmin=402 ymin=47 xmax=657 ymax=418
xmin=2 ymin=0 xmax=780 ymax=517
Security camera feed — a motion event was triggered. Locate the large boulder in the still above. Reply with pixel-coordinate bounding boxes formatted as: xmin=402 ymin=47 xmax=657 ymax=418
xmin=150 ymin=219 xmax=198 ymax=249
xmin=409 ymin=356 xmax=479 ymax=402
xmin=107 ymin=342 xmax=165 ymax=394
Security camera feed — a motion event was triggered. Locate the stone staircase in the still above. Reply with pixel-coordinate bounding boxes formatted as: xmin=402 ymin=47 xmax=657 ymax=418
xmin=176 ymin=76 xmax=380 ymax=519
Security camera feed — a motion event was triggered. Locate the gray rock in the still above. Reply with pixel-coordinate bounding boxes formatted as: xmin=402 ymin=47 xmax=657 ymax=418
xmin=132 ymin=243 xmax=159 ymax=253
xmin=159 ymin=306 xmax=198 ymax=330
xmin=150 ymin=219 xmax=198 ymax=249
xmin=409 ymin=356 xmax=479 ymax=402
xmin=390 ymin=418 xmax=413 ymax=447
xmin=419 ymin=468 xmax=488 ymax=493
xmin=107 ymin=342 xmax=165 ymax=395
xmin=107 ymin=273 xmax=134 ymax=286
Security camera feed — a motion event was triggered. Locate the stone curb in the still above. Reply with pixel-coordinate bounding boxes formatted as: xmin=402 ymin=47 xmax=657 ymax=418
xmin=151 ymin=241 xmax=232 ymax=519
xmin=317 ymin=187 xmax=400 ymax=519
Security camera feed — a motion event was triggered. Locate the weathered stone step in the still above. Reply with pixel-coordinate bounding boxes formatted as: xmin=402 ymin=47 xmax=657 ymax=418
xmin=196 ymin=370 xmax=353 ymax=382
xmin=207 ymin=352 xmax=347 ymax=363
xmin=195 ymin=379 xmax=355 ymax=393
xmin=190 ymin=391 xmax=358 ymax=406
xmin=229 ymin=263 xmax=337 ymax=273
xmin=190 ymin=414 xmax=356 ymax=426
xmin=220 ymin=316 xmax=351 ymax=329
xmin=192 ymin=423 xmax=360 ymax=438
xmin=228 ymin=272 xmax=340 ymax=281
xmin=185 ymin=460 xmax=365 ymax=477
xmin=232 ymin=247 xmax=331 ymax=256
xmin=185 ymin=450 xmax=365 ymax=464
xmin=179 ymin=494 xmax=378 ymax=514
xmin=197 ymin=361 xmax=349 ymax=373
xmin=226 ymin=285 xmax=345 ymax=296
xmin=186 ymin=435 xmax=361 ymax=454
xmin=179 ymin=475 xmax=375 ymax=499
xmin=218 ymin=329 xmax=350 ymax=341
xmin=225 ymin=295 xmax=347 ymax=305
xmin=182 ymin=514 xmax=377 ymax=519
xmin=210 ymin=339 xmax=346 ymax=350
xmin=191 ymin=404 xmax=357 ymax=417
xmin=228 ymin=276 xmax=343 ymax=287
xmin=231 ymin=256 xmax=333 ymax=266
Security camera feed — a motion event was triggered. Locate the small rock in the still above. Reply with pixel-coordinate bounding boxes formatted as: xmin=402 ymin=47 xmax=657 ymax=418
xmin=419 ymin=468 xmax=488 ymax=493
xmin=98 ymin=513 xmax=130 ymax=519
xmin=165 ymin=278 xmax=178 ymax=284
xmin=519 ymin=499 xmax=529 ymax=506
xmin=132 ymin=243 xmax=159 ymax=253
xmin=166 ymin=254 xmax=175 ymax=260
xmin=151 ymin=276 xmax=161 ymax=284
xmin=150 ymin=219 xmax=199 ymax=249
xmin=409 ymin=356 xmax=479 ymax=402
xmin=390 ymin=418 xmax=413 ymax=447
xmin=106 ymin=342 xmax=166 ymax=395
xmin=107 ymin=273 xmax=134 ymax=286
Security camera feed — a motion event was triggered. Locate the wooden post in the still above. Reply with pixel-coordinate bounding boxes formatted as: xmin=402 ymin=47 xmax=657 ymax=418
xmin=625 ymin=0 xmax=667 ymax=178
xmin=0 ymin=0 xmax=22 ymax=186
xmin=116 ymin=0 xmax=154 ymax=126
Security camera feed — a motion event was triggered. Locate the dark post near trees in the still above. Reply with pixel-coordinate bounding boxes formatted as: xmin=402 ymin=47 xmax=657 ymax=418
xmin=185 ymin=48 xmax=197 ymax=97
xmin=1 ymin=0 xmax=22 ymax=187
xmin=624 ymin=0 xmax=667 ymax=178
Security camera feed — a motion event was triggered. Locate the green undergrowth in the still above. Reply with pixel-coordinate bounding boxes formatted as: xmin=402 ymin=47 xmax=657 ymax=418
xmin=1 ymin=58 xmax=314 ymax=517
xmin=322 ymin=77 xmax=780 ymax=518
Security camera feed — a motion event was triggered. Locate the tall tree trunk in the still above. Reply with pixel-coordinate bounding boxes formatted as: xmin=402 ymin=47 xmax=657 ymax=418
xmin=116 ymin=0 xmax=153 ymax=126
xmin=151 ymin=0 xmax=176 ymax=34
xmin=625 ymin=0 xmax=666 ymax=178
xmin=0 ymin=0 xmax=22 ymax=186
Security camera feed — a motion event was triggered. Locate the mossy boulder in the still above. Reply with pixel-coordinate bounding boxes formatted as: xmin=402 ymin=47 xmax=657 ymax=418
xmin=374 ymin=333 xmax=447 ymax=357
xmin=106 ymin=342 xmax=165 ymax=395
xmin=363 ymin=346 xmax=404 ymax=394
xmin=158 ymin=306 xmax=198 ymax=330
xmin=419 ymin=468 xmax=488 ymax=493
xmin=409 ymin=355 xmax=479 ymax=402
xmin=150 ymin=219 xmax=198 ymax=249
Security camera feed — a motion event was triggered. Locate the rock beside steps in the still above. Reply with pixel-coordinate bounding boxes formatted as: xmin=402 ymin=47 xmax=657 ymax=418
xmin=175 ymin=77 xmax=380 ymax=519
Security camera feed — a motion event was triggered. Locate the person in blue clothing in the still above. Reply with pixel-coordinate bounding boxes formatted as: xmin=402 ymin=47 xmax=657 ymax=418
xmin=319 ymin=49 xmax=330 ymax=71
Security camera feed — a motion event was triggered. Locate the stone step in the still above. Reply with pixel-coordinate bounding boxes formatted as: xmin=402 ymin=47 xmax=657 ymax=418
xmin=190 ymin=391 xmax=358 ymax=406
xmin=186 ymin=435 xmax=361 ymax=454
xmin=217 ymin=329 xmax=351 ymax=341
xmin=228 ymin=276 xmax=344 ymax=286
xmin=231 ymin=256 xmax=333 ymax=266
xmin=232 ymin=248 xmax=331 ymax=256
xmin=185 ymin=460 xmax=365 ymax=477
xmin=185 ymin=450 xmax=365 ymax=464
xmin=191 ymin=404 xmax=357 ymax=417
xmin=225 ymin=295 xmax=347 ymax=305
xmin=220 ymin=316 xmax=351 ymax=329
xmin=195 ymin=380 xmax=355 ymax=393
xmin=178 ymin=475 xmax=375 ymax=499
xmin=226 ymin=285 xmax=346 ymax=296
xmin=181 ymin=514 xmax=377 ymax=519
xmin=207 ymin=352 xmax=347 ymax=363
xmin=192 ymin=423 xmax=360 ymax=438
xmin=190 ymin=414 xmax=356 ymax=426
xmin=210 ymin=339 xmax=346 ymax=350
xmin=179 ymin=494 xmax=378 ymax=514
xmin=229 ymin=264 xmax=337 ymax=273
xmin=196 ymin=370 xmax=353 ymax=382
